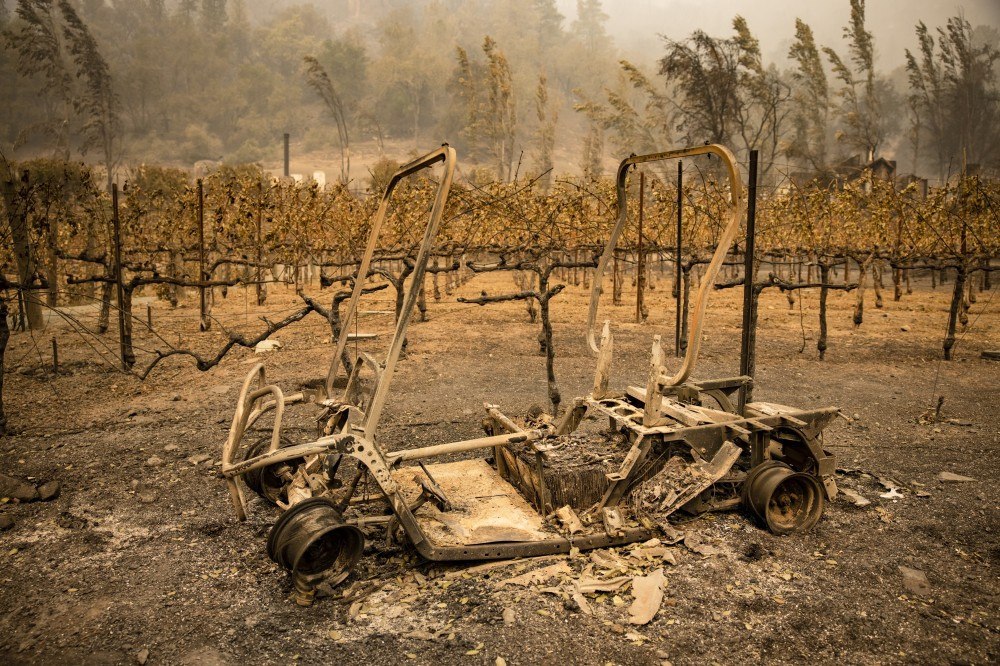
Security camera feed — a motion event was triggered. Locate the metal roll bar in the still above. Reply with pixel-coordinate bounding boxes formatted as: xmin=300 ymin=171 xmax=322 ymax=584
xmin=586 ymin=144 xmax=744 ymax=387
xmin=324 ymin=145 xmax=457 ymax=441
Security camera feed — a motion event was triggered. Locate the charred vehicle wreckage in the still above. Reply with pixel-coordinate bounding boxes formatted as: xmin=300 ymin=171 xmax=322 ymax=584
xmin=219 ymin=143 xmax=839 ymax=604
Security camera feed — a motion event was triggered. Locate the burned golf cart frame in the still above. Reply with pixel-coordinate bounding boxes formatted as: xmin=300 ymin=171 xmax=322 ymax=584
xmin=220 ymin=144 xmax=839 ymax=596
xmin=485 ymin=144 xmax=838 ymax=527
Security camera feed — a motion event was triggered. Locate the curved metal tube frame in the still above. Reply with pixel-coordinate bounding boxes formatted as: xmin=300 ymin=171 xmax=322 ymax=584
xmin=324 ymin=145 xmax=457 ymax=445
xmin=586 ymin=144 xmax=744 ymax=387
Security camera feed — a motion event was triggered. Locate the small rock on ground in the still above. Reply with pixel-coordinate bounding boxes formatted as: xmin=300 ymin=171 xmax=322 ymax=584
xmin=937 ymin=471 xmax=975 ymax=483
xmin=898 ymin=565 xmax=931 ymax=596
xmin=0 ymin=473 xmax=39 ymax=502
xmin=37 ymin=480 xmax=61 ymax=501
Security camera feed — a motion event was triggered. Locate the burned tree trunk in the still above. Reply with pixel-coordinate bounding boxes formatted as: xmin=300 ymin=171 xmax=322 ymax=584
xmin=818 ymin=263 xmax=830 ymax=360
xmin=538 ymin=288 xmax=561 ymax=414
xmin=873 ymin=261 xmax=884 ymax=309
xmin=120 ymin=285 xmax=136 ymax=369
xmin=432 ymin=256 xmax=441 ymax=301
xmin=167 ymin=249 xmax=181 ymax=307
xmin=2 ymin=177 xmax=44 ymax=330
xmin=417 ymin=278 xmax=427 ymax=322
xmin=943 ymin=265 xmax=967 ymax=360
xmin=853 ymin=256 xmax=869 ymax=328
xmin=97 ymin=281 xmax=112 ymax=334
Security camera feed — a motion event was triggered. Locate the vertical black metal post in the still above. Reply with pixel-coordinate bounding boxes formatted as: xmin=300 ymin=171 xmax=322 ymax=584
xmin=198 ymin=179 xmax=207 ymax=331
xmin=112 ymin=184 xmax=127 ymax=371
xmin=738 ymin=150 xmax=759 ymax=414
xmin=675 ymin=160 xmax=682 ymax=356
xmin=256 ymin=181 xmax=264 ymax=306
xmin=636 ymin=170 xmax=644 ymax=323
xmin=283 ymin=133 xmax=290 ymax=178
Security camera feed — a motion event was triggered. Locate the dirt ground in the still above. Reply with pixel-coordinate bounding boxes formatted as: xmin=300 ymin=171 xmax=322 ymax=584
xmin=1 ymin=264 xmax=998 ymax=665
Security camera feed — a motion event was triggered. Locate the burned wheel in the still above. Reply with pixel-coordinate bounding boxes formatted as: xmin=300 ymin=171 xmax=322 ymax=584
xmin=267 ymin=497 xmax=365 ymax=587
xmin=700 ymin=389 xmax=736 ymax=414
xmin=242 ymin=436 xmax=302 ymax=505
xmin=742 ymin=461 xmax=824 ymax=535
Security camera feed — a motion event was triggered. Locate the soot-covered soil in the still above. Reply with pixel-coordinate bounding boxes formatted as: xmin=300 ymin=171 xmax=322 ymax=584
xmin=1 ymin=268 xmax=997 ymax=665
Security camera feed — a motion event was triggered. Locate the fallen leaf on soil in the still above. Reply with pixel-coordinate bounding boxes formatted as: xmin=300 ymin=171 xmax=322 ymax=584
xmin=590 ymin=550 xmax=626 ymax=571
xmin=840 ymin=488 xmax=871 ymax=507
xmin=684 ymin=533 xmax=721 ymax=557
xmin=403 ymin=630 xmax=434 ymax=641
xmin=937 ymin=471 xmax=975 ymax=483
xmin=877 ymin=476 xmax=903 ymax=492
xmin=658 ymin=524 xmax=685 ymax=545
xmin=453 ymin=555 xmax=557 ymax=580
xmin=497 ymin=561 xmax=571 ymax=587
xmin=254 ymin=339 xmax=283 ymax=353
xmin=898 ymin=565 xmax=931 ymax=596
xmin=628 ymin=568 xmax=666 ymax=625
xmin=576 ymin=574 xmax=632 ymax=594
xmin=571 ymin=589 xmax=593 ymax=615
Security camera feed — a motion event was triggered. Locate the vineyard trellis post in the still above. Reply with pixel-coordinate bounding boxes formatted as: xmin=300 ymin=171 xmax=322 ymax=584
xmin=111 ymin=183 xmax=130 ymax=371
xmin=197 ymin=179 xmax=208 ymax=331
xmin=256 ymin=181 xmax=265 ymax=306
xmin=675 ymin=160 xmax=682 ymax=356
xmin=636 ymin=170 xmax=645 ymax=323
xmin=283 ymin=133 xmax=290 ymax=178
xmin=738 ymin=150 xmax=759 ymax=414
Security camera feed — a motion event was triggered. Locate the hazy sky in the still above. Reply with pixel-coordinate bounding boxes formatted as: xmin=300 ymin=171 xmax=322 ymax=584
xmin=558 ymin=0 xmax=1000 ymax=72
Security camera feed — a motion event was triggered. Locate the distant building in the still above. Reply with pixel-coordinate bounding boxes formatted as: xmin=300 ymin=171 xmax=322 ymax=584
xmin=896 ymin=174 xmax=928 ymax=200
xmin=788 ymin=154 xmax=899 ymax=191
